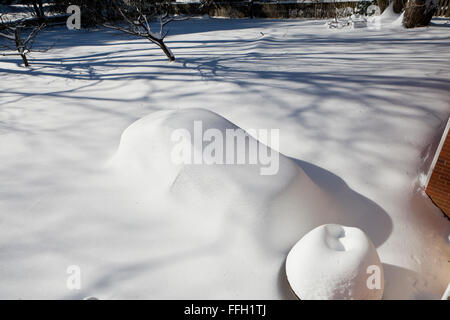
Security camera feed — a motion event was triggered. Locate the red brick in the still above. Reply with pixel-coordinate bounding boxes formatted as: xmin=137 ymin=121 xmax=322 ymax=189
xmin=426 ymin=129 xmax=450 ymax=217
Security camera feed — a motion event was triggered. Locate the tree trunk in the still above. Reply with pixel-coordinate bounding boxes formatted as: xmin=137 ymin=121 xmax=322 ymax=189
xmin=20 ymin=53 xmax=30 ymax=67
xmin=403 ymin=0 xmax=436 ymax=28
xmin=38 ymin=0 xmax=45 ymax=17
xmin=155 ymin=39 xmax=175 ymax=62
xmin=393 ymin=0 xmax=406 ymax=13
xmin=14 ymin=27 xmax=29 ymax=67
xmin=32 ymin=0 xmax=46 ymax=24
xmin=32 ymin=2 xmax=42 ymax=18
xmin=377 ymin=0 xmax=390 ymax=12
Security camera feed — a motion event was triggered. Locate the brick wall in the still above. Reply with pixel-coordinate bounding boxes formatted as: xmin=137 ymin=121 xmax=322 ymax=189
xmin=426 ymin=122 xmax=450 ymax=217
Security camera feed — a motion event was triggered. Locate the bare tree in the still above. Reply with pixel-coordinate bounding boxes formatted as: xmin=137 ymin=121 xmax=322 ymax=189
xmin=93 ymin=0 xmax=189 ymax=62
xmin=0 ymin=14 xmax=45 ymax=67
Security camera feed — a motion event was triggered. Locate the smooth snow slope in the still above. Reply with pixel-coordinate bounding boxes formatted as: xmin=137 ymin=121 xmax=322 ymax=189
xmin=110 ymin=108 xmax=389 ymax=256
xmin=0 ymin=18 xmax=449 ymax=299
xmin=111 ymin=108 xmax=336 ymax=270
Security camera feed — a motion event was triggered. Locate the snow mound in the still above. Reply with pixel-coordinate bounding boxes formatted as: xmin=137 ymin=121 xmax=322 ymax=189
xmin=379 ymin=3 xmax=400 ymax=23
xmin=371 ymin=2 xmax=404 ymax=28
xmin=110 ymin=108 xmax=391 ymax=260
xmin=442 ymin=283 xmax=450 ymax=300
xmin=286 ymin=224 xmax=384 ymax=300
xmin=391 ymin=12 xmax=405 ymax=27
xmin=110 ymin=108 xmax=338 ymax=251
xmin=111 ymin=108 xmax=301 ymax=193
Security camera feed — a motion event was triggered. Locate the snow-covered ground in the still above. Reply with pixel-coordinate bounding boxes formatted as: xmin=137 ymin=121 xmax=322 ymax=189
xmin=0 ymin=16 xmax=449 ymax=299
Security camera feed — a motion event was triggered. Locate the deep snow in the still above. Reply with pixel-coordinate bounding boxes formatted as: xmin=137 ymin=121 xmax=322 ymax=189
xmin=286 ymin=224 xmax=384 ymax=300
xmin=0 ymin=16 xmax=449 ymax=299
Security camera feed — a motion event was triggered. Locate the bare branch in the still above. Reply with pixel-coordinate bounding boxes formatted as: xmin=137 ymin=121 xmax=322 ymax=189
xmin=0 ymin=15 xmax=46 ymax=67
xmin=0 ymin=31 xmax=16 ymax=41
xmin=96 ymin=0 xmax=179 ymax=61
xmin=24 ymin=23 xmax=44 ymax=45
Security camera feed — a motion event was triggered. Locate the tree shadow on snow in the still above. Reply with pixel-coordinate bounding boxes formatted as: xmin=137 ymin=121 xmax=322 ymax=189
xmin=273 ymin=157 xmax=393 ymax=299
xmin=279 ymin=262 xmax=440 ymax=300
xmin=278 ymin=260 xmax=298 ymax=300
xmin=291 ymin=158 xmax=393 ymax=249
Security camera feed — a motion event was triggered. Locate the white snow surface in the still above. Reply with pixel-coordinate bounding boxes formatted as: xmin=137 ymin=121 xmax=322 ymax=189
xmin=286 ymin=224 xmax=384 ymax=300
xmin=379 ymin=3 xmax=400 ymax=23
xmin=375 ymin=3 xmax=404 ymax=28
xmin=110 ymin=108 xmax=376 ymax=256
xmin=0 ymin=17 xmax=449 ymax=299
xmin=354 ymin=3 xmax=404 ymax=30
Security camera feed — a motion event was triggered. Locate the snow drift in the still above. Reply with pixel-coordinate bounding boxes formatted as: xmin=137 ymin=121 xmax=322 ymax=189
xmin=2 ymin=18 xmax=449 ymax=299
xmin=110 ymin=108 xmax=335 ymax=252
xmin=286 ymin=224 xmax=384 ymax=300
xmin=110 ymin=108 xmax=389 ymax=254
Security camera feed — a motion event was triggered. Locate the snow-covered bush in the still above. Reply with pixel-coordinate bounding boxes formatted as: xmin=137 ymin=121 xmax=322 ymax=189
xmin=355 ymin=0 xmax=377 ymax=15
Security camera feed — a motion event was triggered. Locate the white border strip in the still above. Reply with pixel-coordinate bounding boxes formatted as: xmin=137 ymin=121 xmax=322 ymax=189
xmin=425 ymin=116 xmax=450 ymax=188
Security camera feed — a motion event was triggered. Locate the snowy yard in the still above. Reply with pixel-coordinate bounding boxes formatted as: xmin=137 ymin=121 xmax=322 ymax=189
xmin=0 ymin=15 xmax=449 ymax=299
